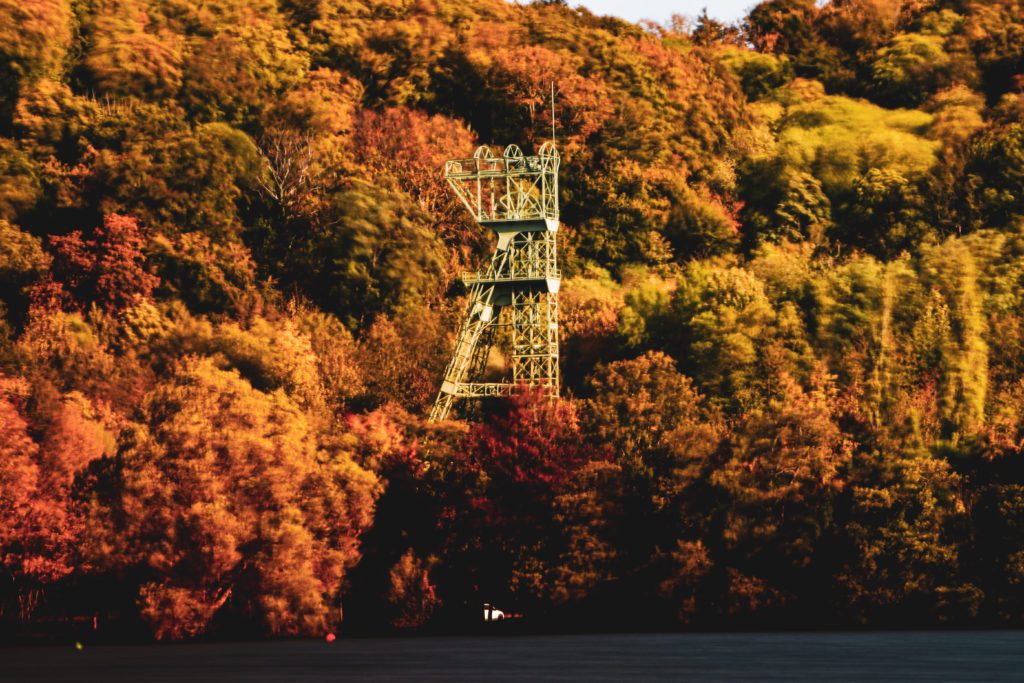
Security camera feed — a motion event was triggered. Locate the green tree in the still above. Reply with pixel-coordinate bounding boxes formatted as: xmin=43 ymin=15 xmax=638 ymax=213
xmin=181 ymin=22 xmax=308 ymax=127
xmin=0 ymin=219 xmax=50 ymax=322
xmin=79 ymin=0 xmax=184 ymax=100
xmin=581 ymin=352 xmax=722 ymax=619
xmin=713 ymin=371 xmax=851 ymax=616
xmin=284 ymin=180 xmax=445 ymax=329
xmin=0 ymin=0 xmax=73 ymax=126
xmin=841 ymin=168 xmax=934 ymax=258
xmin=963 ymin=123 xmax=1024 ymax=231
xmin=661 ymin=261 xmax=783 ymax=409
xmin=918 ymin=238 xmax=988 ymax=438
xmin=90 ymin=115 xmax=262 ymax=239
xmin=0 ymin=139 xmax=41 ymax=220
xmin=837 ymin=447 xmax=975 ymax=623
xmin=870 ymin=33 xmax=953 ymax=107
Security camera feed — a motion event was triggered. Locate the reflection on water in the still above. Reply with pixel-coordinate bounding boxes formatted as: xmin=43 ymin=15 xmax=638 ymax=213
xmin=6 ymin=631 xmax=1024 ymax=681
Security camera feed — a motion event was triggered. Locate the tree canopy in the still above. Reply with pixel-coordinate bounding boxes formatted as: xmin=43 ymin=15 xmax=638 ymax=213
xmin=2 ymin=0 xmax=1024 ymax=637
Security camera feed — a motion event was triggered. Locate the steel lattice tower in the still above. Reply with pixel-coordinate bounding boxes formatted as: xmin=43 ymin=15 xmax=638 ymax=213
xmin=430 ymin=142 xmax=561 ymax=422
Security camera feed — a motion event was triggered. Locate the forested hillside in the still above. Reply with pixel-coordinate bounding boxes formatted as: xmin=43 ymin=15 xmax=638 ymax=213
xmin=1 ymin=0 xmax=1023 ymax=638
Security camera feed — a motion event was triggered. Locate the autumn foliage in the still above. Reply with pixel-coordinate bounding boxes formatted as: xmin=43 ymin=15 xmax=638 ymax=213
xmin=49 ymin=213 xmax=160 ymax=311
xmin=2 ymin=0 xmax=1024 ymax=638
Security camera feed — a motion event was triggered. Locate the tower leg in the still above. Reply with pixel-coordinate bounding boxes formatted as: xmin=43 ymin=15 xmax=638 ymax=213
xmin=429 ymin=392 xmax=458 ymax=423
xmin=510 ymin=289 xmax=559 ymax=396
xmin=430 ymin=284 xmax=496 ymax=421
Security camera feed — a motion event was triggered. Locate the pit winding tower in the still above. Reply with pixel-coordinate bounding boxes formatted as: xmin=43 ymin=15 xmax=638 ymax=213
xmin=429 ymin=142 xmax=561 ymax=421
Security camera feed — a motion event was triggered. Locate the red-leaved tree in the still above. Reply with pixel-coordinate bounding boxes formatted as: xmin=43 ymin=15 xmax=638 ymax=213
xmin=447 ymin=389 xmax=602 ymax=606
xmin=49 ymin=213 xmax=159 ymax=311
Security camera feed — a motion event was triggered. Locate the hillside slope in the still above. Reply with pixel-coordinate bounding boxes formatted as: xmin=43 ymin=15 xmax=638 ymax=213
xmin=1 ymin=0 xmax=1023 ymax=637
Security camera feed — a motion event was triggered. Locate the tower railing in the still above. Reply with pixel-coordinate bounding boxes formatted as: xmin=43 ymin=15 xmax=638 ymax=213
xmin=443 ymin=143 xmax=559 ymax=224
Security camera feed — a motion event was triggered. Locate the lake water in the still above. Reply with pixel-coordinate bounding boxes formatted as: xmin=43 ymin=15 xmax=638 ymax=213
xmin=5 ymin=631 xmax=1023 ymax=681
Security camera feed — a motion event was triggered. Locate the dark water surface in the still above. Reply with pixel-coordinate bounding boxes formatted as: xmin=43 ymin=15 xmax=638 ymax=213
xmin=4 ymin=631 xmax=1023 ymax=681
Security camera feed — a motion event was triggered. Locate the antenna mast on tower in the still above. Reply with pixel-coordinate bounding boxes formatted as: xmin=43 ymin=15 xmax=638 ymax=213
xmin=551 ymin=81 xmax=556 ymax=144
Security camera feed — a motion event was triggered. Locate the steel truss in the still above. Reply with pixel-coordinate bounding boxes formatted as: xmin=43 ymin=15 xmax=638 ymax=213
xmin=430 ymin=143 xmax=561 ymax=421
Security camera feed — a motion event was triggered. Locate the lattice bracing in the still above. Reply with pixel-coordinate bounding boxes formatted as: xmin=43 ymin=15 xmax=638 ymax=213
xmin=430 ymin=143 xmax=561 ymax=422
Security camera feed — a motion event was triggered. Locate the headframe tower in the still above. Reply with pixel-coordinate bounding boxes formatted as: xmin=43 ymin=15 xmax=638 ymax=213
xmin=429 ymin=142 xmax=561 ymax=421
